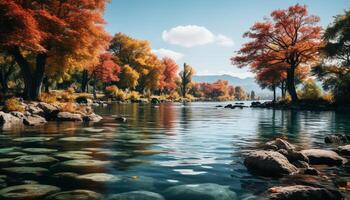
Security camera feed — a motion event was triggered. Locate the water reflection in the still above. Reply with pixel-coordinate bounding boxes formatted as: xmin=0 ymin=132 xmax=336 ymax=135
xmin=0 ymin=102 xmax=350 ymax=198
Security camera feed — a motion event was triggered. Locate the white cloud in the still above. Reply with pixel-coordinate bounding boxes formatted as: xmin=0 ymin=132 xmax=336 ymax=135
xmin=162 ymin=25 xmax=234 ymax=48
xmin=152 ymin=48 xmax=184 ymax=61
xmin=216 ymin=34 xmax=234 ymax=47
xmin=162 ymin=25 xmax=215 ymax=47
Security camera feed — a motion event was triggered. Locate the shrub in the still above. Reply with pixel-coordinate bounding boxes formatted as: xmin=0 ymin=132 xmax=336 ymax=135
xmin=104 ymin=86 xmax=126 ymax=101
xmin=60 ymin=92 xmax=74 ymax=102
xmin=299 ymin=79 xmax=322 ymax=100
xmin=128 ymin=91 xmax=140 ymax=102
xmin=105 ymin=86 xmax=119 ymax=98
xmin=4 ymin=97 xmax=24 ymax=112
xmin=167 ymin=91 xmax=180 ymax=101
xmin=75 ymin=95 xmax=90 ymax=104
xmin=40 ymin=93 xmax=57 ymax=104
xmin=322 ymin=92 xmax=334 ymax=103
xmin=60 ymin=102 xmax=77 ymax=113
xmin=67 ymin=87 xmax=75 ymax=94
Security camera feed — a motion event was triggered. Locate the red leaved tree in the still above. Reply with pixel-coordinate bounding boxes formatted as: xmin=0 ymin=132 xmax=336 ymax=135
xmin=90 ymin=52 xmax=121 ymax=98
xmin=232 ymin=4 xmax=323 ymax=103
xmin=0 ymin=0 xmax=110 ymax=100
xmin=160 ymin=57 xmax=179 ymax=93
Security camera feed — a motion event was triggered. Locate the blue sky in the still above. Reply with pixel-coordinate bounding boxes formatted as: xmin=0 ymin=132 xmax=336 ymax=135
xmin=105 ymin=0 xmax=350 ymax=78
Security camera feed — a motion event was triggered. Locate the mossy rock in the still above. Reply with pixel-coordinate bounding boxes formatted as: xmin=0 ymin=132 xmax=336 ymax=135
xmin=107 ymin=191 xmax=165 ymax=200
xmin=46 ymin=189 xmax=103 ymax=200
xmin=13 ymin=155 xmax=58 ymax=166
xmin=0 ymin=184 xmax=60 ymax=200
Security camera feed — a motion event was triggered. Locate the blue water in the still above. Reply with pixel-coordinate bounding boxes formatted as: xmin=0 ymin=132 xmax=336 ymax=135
xmin=1 ymin=102 xmax=350 ymax=199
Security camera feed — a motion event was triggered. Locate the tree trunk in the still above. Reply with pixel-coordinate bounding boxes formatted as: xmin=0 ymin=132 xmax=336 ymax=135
xmin=281 ymin=81 xmax=285 ymax=99
xmin=11 ymin=47 xmax=46 ymax=100
xmin=0 ymin=67 xmax=8 ymax=94
xmin=43 ymin=77 xmax=49 ymax=93
xmin=273 ymin=84 xmax=276 ymax=104
xmin=93 ymin=72 xmax=97 ymax=99
xmin=81 ymin=69 xmax=89 ymax=93
xmin=287 ymin=66 xmax=298 ymax=104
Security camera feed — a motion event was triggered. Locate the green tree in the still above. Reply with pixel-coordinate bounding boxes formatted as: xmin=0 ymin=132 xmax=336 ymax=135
xmin=299 ymin=79 xmax=321 ymax=100
xmin=178 ymin=63 xmax=195 ymax=98
xmin=313 ymin=10 xmax=350 ymax=104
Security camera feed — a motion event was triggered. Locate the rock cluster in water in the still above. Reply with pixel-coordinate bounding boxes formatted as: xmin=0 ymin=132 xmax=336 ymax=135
xmin=244 ymin=137 xmax=348 ymax=199
xmin=0 ymin=101 xmax=103 ymax=127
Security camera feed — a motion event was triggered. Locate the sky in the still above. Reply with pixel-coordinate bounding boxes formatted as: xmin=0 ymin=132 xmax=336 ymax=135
xmin=104 ymin=0 xmax=350 ymax=78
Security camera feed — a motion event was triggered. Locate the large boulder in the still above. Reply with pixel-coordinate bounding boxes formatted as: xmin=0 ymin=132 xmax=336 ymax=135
xmin=164 ymin=183 xmax=237 ymax=200
xmin=277 ymin=149 xmax=309 ymax=164
xmin=267 ymin=185 xmax=342 ymax=200
xmin=46 ymin=190 xmax=103 ymax=200
xmin=244 ymin=150 xmax=298 ymax=177
xmin=325 ymin=134 xmax=350 ymax=144
xmin=265 ymin=139 xmax=295 ymax=151
xmin=0 ymin=111 xmax=22 ymax=125
xmin=107 ymin=191 xmax=165 ymax=200
xmin=23 ymin=115 xmax=47 ymax=126
xmin=57 ymin=112 xmax=82 ymax=121
xmin=25 ymin=104 xmax=44 ymax=116
xmin=336 ymin=145 xmax=350 ymax=156
xmin=301 ymin=149 xmax=347 ymax=166
xmin=38 ymin=102 xmax=60 ymax=119
xmin=0 ymin=184 xmax=60 ymax=200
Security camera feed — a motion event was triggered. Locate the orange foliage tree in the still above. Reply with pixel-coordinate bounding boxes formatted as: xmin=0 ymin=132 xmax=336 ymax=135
xmin=0 ymin=0 xmax=110 ymax=100
xmin=232 ymin=4 xmax=323 ymax=103
xmin=160 ymin=57 xmax=179 ymax=93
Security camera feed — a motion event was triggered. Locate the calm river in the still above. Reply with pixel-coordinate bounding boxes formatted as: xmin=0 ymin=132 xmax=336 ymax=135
xmin=0 ymin=102 xmax=350 ymax=199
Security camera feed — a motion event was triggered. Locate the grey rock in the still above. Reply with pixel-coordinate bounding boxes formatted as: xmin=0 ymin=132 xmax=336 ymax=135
xmin=83 ymin=113 xmax=103 ymax=122
xmin=301 ymin=149 xmax=347 ymax=166
xmin=244 ymin=150 xmax=298 ymax=177
xmin=57 ymin=112 xmax=82 ymax=121
xmin=23 ymin=114 xmax=47 ymax=126
xmin=265 ymin=139 xmax=295 ymax=151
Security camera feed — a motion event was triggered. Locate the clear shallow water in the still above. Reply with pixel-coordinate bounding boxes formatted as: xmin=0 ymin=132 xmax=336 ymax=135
xmin=1 ymin=102 xmax=350 ymax=199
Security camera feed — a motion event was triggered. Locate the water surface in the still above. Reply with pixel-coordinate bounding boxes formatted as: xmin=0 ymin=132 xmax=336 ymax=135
xmin=1 ymin=102 xmax=350 ymax=199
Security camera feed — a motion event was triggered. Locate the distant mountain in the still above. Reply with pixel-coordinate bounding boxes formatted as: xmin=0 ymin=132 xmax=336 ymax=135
xmin=193 ymin=74 xmax=271 ymax=98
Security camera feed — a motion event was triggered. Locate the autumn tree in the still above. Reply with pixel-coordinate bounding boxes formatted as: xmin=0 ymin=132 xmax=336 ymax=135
xmin=160 ymin=57 xmax=179 ymax=93
xmin=232 ymin=4 xmax=323 ymax=103
xmin=0 ymin=0 xmax=110 ymax=100
xmin=118 ymin=65 xmax=139 ymax=90
xmin=109 ymin=33 xmax=162 ymax=92
xmin=234 ymin=86 xmax=246 ymax=100
xmin=0 ymin=54 xmax=18 ymax=93
xmin=179 ymin=63 xmax=195 ymax=98
xmin=89 ymin=53 xmax=120 ymax=98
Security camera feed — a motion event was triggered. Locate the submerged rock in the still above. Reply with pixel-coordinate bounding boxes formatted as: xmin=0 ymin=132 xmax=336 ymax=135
xmin=107 ymin=191 xmax=165 ymax=200
xmin=267 ymin=185 xmax=342 ymax=200
xmin=53 ymin=159 xmax=111 ymax=173
xmin=83 ymin=114 xmax=103 ymax=122
xmin=0 ymin=184 xmax=60 ymax=200
xmin=76 ymin=173 xmax=121 ymax=185
xmin=54 ymin=152 xmax=92 ymax=160
xmin=164 ymin=183 xmax=237 ymax=200
xmin=13 ymin=155 xmax=58 ymax=166
xmin=46 ymin=189 xmax=103 ymax=200
xmin=13 ymin=137 xmax=52 ymax=143
xmin=57 ymin=112 xmax=82 ymax=121
xmin=244 ymin=150 xmax=298 ymax=177
xmin=22 ymin=148 xmax=57 ymax=154
xmin=115 ymin=116 xmax=127 ymax=123
xmin=2 ymin=167 xmax=48 ymax=177
xmin=325 ymin=134 xmax=350 ymax=144
xmin=301 ymin=149 xmax=347 ymax=166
